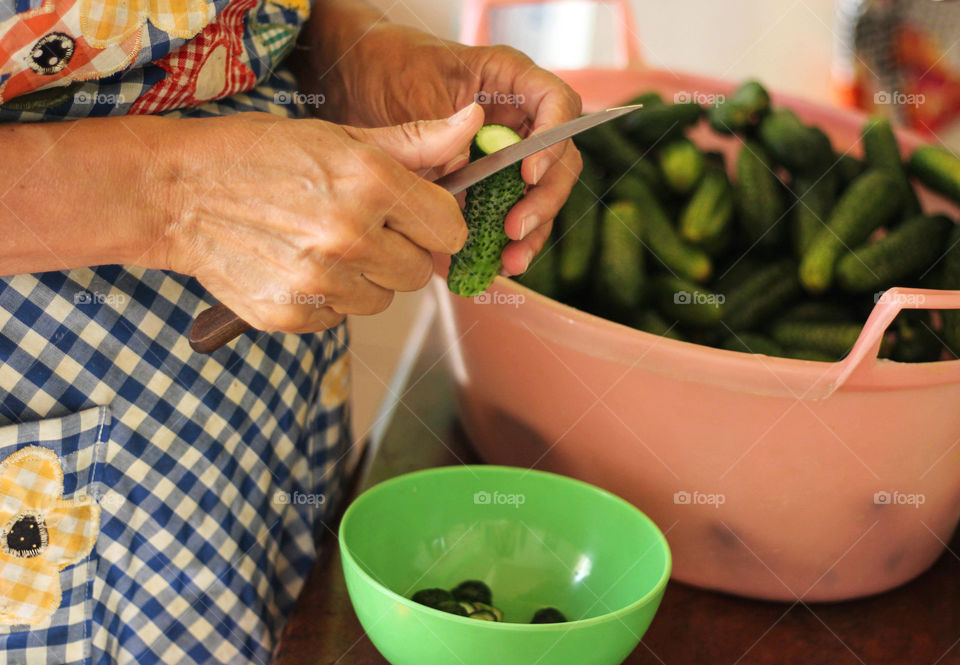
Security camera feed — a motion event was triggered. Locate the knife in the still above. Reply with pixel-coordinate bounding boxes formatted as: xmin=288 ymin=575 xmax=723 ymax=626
xmin=188 ymin=104 xmax=643 ymax=353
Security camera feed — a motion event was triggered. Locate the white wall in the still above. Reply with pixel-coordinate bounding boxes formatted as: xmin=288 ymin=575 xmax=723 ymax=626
xmin=366 ymin=0 xmax=838 ymax=103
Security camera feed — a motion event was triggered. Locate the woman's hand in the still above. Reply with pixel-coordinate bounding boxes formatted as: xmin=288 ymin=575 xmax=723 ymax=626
xmin=159 ymin=106 xmax=484 ymax=333
xmin=293 ymin=5 xmax=583 ymax=275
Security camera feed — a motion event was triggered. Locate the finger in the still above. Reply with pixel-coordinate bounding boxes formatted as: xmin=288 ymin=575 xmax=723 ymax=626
xmin=361 ymin=227 xmax=435 ymax=292
xmin=324 ymin=274 xmax=396 ymax=316
xmin=347 ymin=103 xmax=485 ymax=172
xmin=251 ymin=303 xmax=345 ymax=335
xmin=500 ymin=218 xmax=554 ymax=276
xmin=513 ymin=70 xmax=582 ymax=185
xmin=504 ymin=142 xmax=583 ymax=241
xmin=383 ymin=171 xmax=468 ymax=255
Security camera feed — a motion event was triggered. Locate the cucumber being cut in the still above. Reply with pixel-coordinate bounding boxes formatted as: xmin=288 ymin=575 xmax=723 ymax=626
xmin=447 ymin=124 xmax=527 ymax=297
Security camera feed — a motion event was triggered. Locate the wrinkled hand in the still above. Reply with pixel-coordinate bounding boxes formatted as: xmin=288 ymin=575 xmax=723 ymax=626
xmin=330 ymin=28 xmax=584 ymax=275
xmin=162 ymin=106 xmax=484 ymax=333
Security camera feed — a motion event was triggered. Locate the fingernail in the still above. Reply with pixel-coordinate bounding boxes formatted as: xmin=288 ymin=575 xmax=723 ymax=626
xmin=519 ymin=214 xmax=538 ymax=240
xmin=520 ymin=247 xmax=535 ymax=273
xmin=532 ymin=161 xmax=540 ymax=185
xmin=448 ymin=103 xmax=477 ymax=125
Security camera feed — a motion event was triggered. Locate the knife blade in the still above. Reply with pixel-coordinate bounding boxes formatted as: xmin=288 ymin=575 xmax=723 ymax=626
xmin=433 ymin=104 xmax=643 ymax=194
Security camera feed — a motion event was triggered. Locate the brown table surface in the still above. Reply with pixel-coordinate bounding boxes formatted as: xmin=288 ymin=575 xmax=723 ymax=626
xmin=275 ymin=321 xmax=960 ymax=665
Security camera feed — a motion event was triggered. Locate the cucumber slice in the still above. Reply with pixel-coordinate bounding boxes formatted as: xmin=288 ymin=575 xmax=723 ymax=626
xmin=468 ymin=610 xmax=498 ymax=621
xmin=447 ymin=125 xmax=526 ymax=297
xmin=474 ymin=124 xmax=523 ymax=155
xmin=530 ymin=607 xmax=568 ymax=624
xmin=471 ymin=602 xmax=503 ymax=621
xmin=411 ymin=588 xmax=454 ymax=609
xmin=458 ymin=601 xmax=476 ymax=615
xmin=451 ymin=580 xmax=493 ymax=605
xmin=436 ymin=600 xmax=469 ymax=616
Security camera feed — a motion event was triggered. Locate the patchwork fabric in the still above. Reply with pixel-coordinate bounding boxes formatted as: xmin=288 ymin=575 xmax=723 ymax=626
xmin=0 ymin=0 xmax=310 ymax=119
xmin=0 ymin=446 xmax=100 ymax=626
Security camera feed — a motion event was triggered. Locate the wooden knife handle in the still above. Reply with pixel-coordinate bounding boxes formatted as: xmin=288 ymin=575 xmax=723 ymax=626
xmin=189 ymin=304 xmax=251 ymax=353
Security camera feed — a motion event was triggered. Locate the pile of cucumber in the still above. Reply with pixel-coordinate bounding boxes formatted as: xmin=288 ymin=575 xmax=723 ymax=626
xmin=411 ymin=579 xmax=568 ymax=624
xmin=518 ymin=79 xmax=960 ymax=363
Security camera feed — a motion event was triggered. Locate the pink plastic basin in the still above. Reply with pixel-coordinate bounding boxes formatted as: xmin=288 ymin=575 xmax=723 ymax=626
xmin=437 ymin=0 xmax=960 ymax=601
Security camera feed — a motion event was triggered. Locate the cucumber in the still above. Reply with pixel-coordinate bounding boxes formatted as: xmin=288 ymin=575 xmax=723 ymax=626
xmin=770 ymin=321 xmax=865 ymax=358
xmin=471 ymin=602 xmax=503 ymax=621
xmin=610 ymin=174 xmax=712 ymax=282
xmin=778 ymin=300 xmax=856 ymax=324
xmin=722 ymin=332 xmax=784 ymax=356
xmin=938 ymin=223 xmax=960 ymax=356
xmin=721 ymin=259 xmax=802 ymax=330
xmin=620 ymin=101 xmax=703 ymax=146
xmin=658 ymin=138 xmax=705 ymax=194
xmin=447 ymin=125 xmax=526 ymax=297
xmin=758 ymin=109 xmax=832 ymax=174
xmin=411 ymin=588 xmax=454 ymax=609
xmin=836 ymin=214 xmax=953 ymax=292
xmin=790 ymin=173 xmax=837 ymax=257
xmin=574 ymin=122 xmax=648 ymax=178
xmin=909 ymin=145 xmax=960 ymax=204
xmin=835 ymin=153 xmax=866 ymax=189
xmin=861 ymin=115 xmax=921 ymax=215
xmin=680 ymin=167 xmax=734 ymax=246
xmin=469 ymin=610 xmax=497 ymax=621
xmin=652 ymin=275 xmax=725 ymax=326
xmin=782 ymin=348 xmax=837 ymax=362
xmin=516 ymin=236 xmax=560 ymax=298
xmin=436 ymin=600 xmax=469 ymax=616
xmin=530 ymin=607 xmax=567 ymax=624
xmin=708 ymin=79 xmax=771 ymax=134
xmin=452 ymin=580 xmax=492 ymax=605
xmin=798 ymin=169 xmax=902 ymax=293
xmin=595 ymin=200 xmax=645 ymax=311
xmin=633 ymin=309 xmax=686 ymax=341
xmin=735 ymin=140 xmax=786 ymax=248
xmin=556 ymin=153 xmax=602 ymax=291
xmin=889 ymin=310 xmax=942 ymax=363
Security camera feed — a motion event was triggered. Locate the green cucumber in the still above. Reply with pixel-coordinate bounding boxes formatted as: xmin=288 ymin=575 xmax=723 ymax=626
xmin=451 ymin=580 xmax=492 ymax=605
xmin=758 ymin=109 xmax=832 ymax=174
xmin=790 ymin=173 xmax=837 ymax=257
xmin=722 ymin=332 xmax=784 ymax=356
xmin=835 ymin=153 xmax=866 ymax=189
xmin=778 ymin=300 xmax=856 ymax=324
xmin=595 ymin=200 xmax=645 ymax=310
xmin=556 ymin=153 xmax=602 ymax=291
xmin=770 ymin=321 xmax=865 ymax=358
xmin=721 ymin=259 xmax=801 ymax=330
xmin=633 ymin=309 xmax=686 ymax=341
xmin=938 ymin=223 xmax=960 ymax=356
xmin=889 ymin=310 xmax=942 ymax=363
xmin=861 ymin=115 xmax=921 ymax=215
xmin=652 ymin=275 xmax=725 ymax=326
xmin=910 ymin=145 xmax=960 ymax=204
xmin=680 ymin=166 xmax=734 ymax=246
xmin=411 ymin=588 xmax=454 ymax=609
xmin=658 ymin=138 xmax=705 ymax=194
xmin=530 ymin=607 xmax=568 ymax=624
xmin=516 ymin=236 xmax=560 ymax=298
xmin=620 ymin=101 xmax=703 ymax=146
xmin=836 ymin=214 xmax=953 ymax=292
xmin=708 ymin=80 xmax=771 ymax=134
xmin=798 ymin=169 xmax=903 ymax=293
xmin=574 ymin=122 xmax=649 ymax=178
xmin=447 ymin=125 xmax=526 ymax=297
xmin=610 ymin=174 xmax=712 ymax=282
xmin=735 ymin=140 xmax=786 ymax=248
xmin=782 ymin=348 xmax=837 ymax=362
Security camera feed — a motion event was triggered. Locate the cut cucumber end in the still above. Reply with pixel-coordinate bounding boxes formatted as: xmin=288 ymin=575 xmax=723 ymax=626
xmin=474 ymin=124 xmax=523 ymax=155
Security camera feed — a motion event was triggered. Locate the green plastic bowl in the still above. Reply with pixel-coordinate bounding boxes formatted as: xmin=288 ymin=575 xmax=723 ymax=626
xmin=339 ymin=465 xmax=671 ymax=665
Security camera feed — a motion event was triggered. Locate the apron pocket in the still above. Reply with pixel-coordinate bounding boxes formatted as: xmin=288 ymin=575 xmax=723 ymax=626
xmin=0 ymin=405 xmax=109 ymax=665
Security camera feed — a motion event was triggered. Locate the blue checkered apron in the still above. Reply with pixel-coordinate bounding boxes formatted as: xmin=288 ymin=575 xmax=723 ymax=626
xmin=0 ymin=0 xmax=353 ymax=663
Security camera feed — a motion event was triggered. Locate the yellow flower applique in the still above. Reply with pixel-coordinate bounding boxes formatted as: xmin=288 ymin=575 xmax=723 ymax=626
xmin=80 ymin=0 xmax=216 ymax=49
xmin=0 ymin=446 xmax=100 ymax=626
xmin=267 ymin=0 xmax=308 ymax=20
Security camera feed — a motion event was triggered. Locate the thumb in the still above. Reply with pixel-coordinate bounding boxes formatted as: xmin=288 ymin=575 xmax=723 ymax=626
xmin=350 ymin=103 xmax=484 ymax=172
